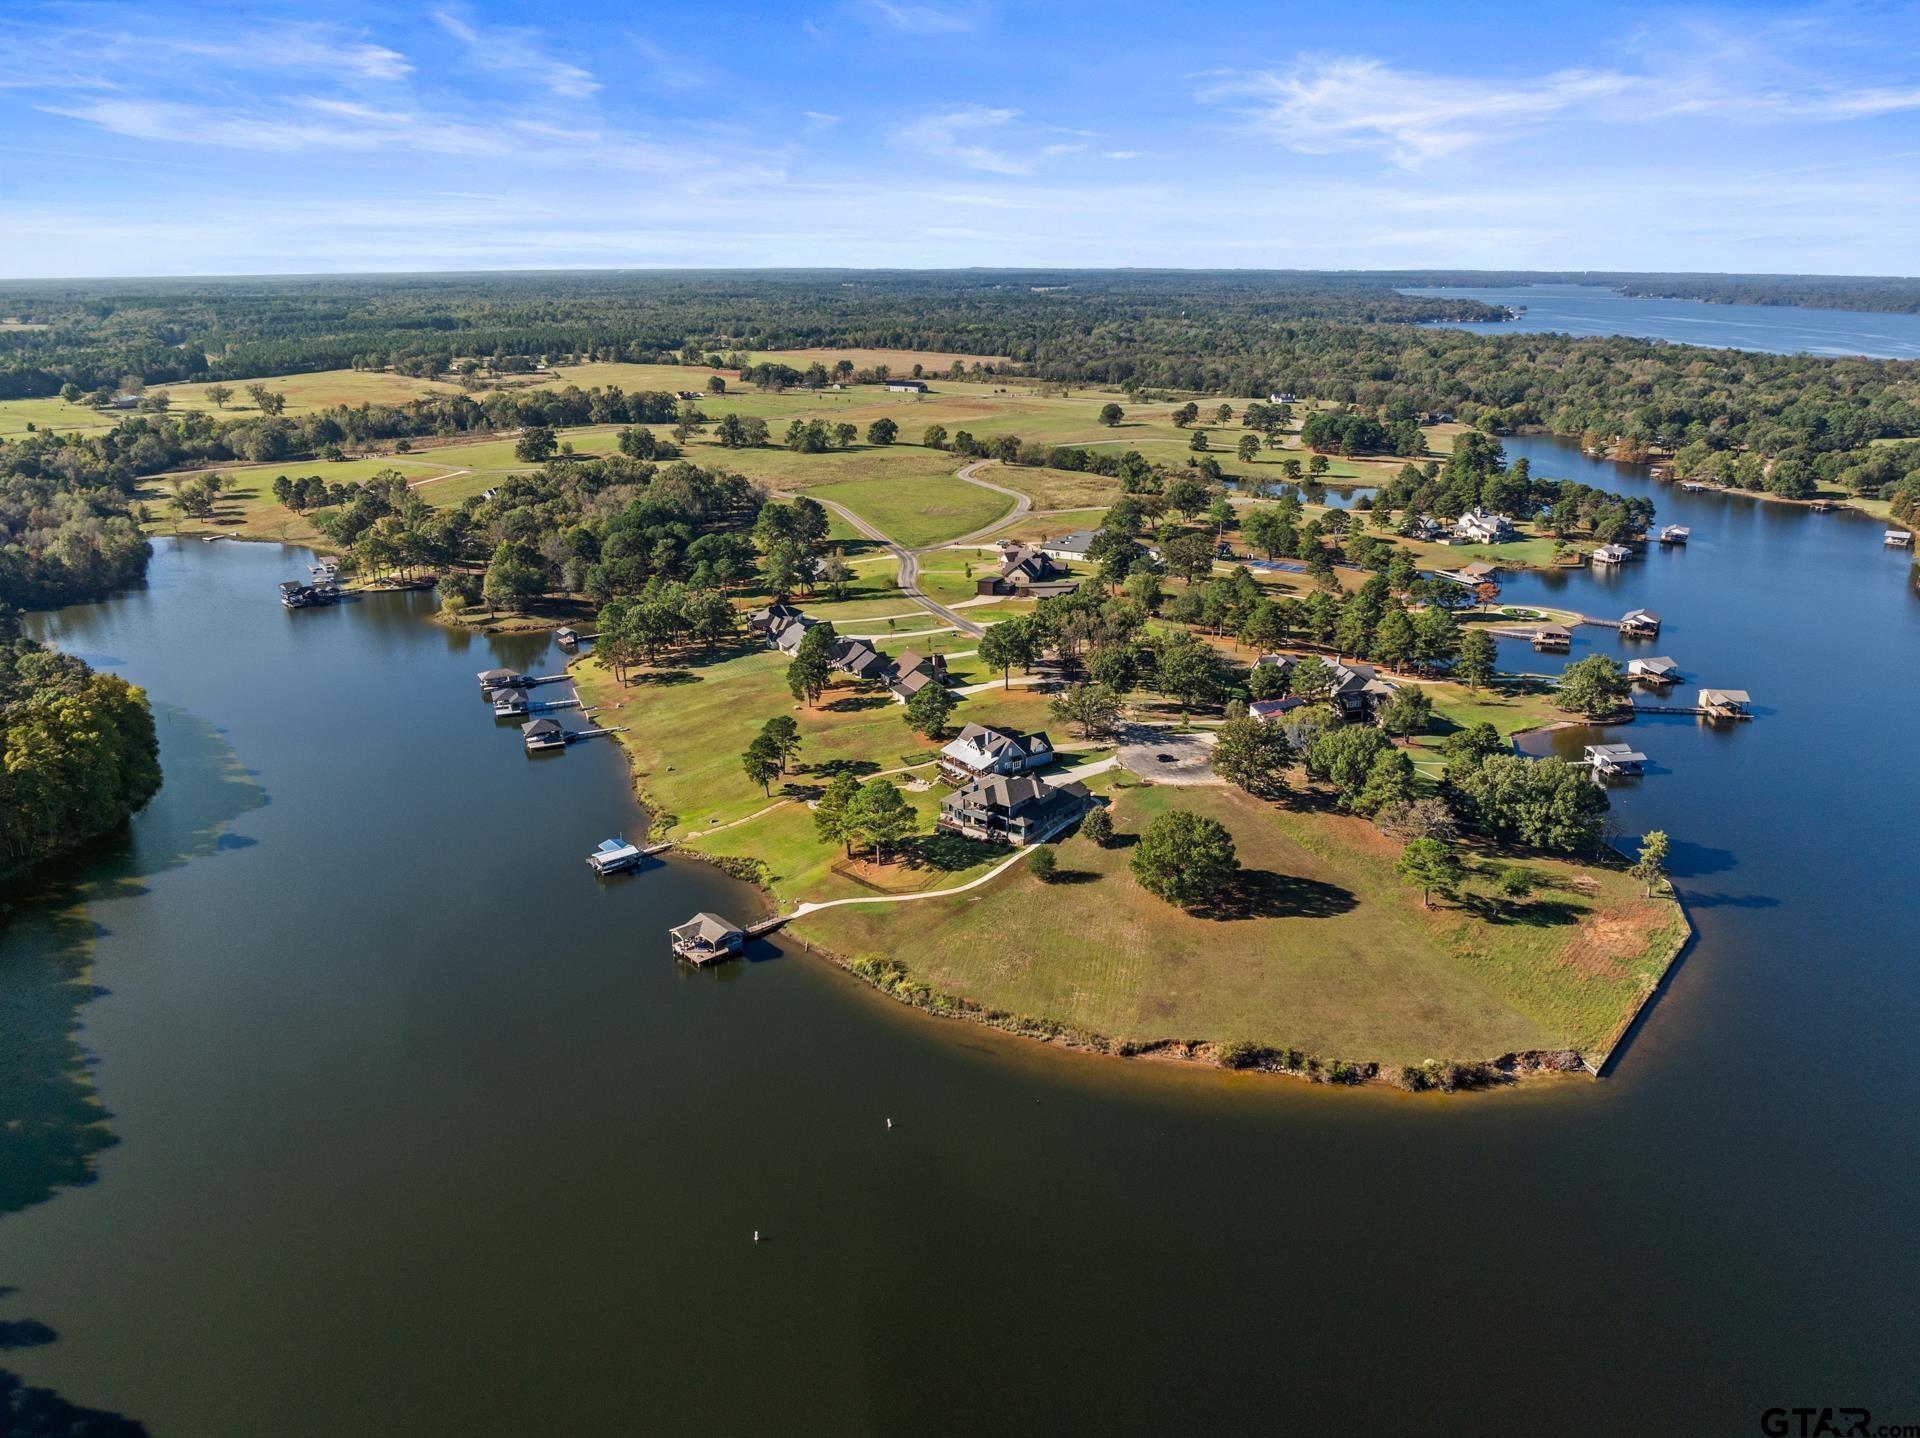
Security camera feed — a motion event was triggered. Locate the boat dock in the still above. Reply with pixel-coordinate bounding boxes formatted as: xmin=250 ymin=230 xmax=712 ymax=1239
xmin=478 ymin=669 xmax=571 ymax=694
xmin=587 ymin=837 xmax=673 ymax=875
xmin=666 ymin=911 xmax=789 ymax=963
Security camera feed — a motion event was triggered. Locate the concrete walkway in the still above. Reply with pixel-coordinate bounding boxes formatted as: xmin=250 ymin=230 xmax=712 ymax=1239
xmin=787 ymin=849 xmax=1027 ymax=916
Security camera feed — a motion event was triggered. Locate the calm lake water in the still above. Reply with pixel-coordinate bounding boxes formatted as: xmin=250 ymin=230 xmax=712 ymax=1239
xmin=4 ymin=478 xmax=1920 ymax=1432
xmin=1402 ymin=282 xmax=1920 ymax=358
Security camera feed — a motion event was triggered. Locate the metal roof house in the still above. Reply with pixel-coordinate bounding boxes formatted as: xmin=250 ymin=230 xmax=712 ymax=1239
xmin=938 ymin=723 xmax=1052 ymax=784
xmin=587 ymin=838 xmax=644 ymax=875
xmin=1620 ymin=608 xmax=1662 ymax=637
xmin=1249 ymin=696 xmax=1307 ymax=722
xmin=669 ymin=912 xmax=746 ymax=963
xmin=1593 ymin=544 xmax=1633 ymax=566
xmin=885 ymin=378 xmax=929 ymax=392
xmin=937 ymin=773 xmax=1091 ymax=846
xmin=1038 ymin=531 xmax=1101 ymax=564
xmin=1584 ymin=743 xmax=1648 ymax=776
xmin=1627 ymin=656 xmax=1681 ymax=684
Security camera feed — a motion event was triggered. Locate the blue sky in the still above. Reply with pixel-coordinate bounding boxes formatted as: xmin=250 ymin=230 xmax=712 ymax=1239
xmin=2 ymin=0 xmax=1918 ymax=276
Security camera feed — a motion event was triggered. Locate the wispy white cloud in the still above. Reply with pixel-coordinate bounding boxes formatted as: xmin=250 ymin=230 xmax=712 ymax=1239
xmin=43 ymin=95 xmax=697 ymax=171
xmin=895 ymin=105 xmax=1098 ymax=174
xmin=1197 ymin=56 xmax=1635 ymax=167
xmin=855 ymin=1 xmax=974 ymax=35
xmin=432 ymin=9 xmax=600 ymax=98
xmin=163 ymin=29 xmax=412 ymax=82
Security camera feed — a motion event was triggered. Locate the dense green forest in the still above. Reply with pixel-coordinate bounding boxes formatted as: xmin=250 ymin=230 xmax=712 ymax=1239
xmin=0 ymin=611 xmax=161 ymax=880
xmin=0 ymin=271 xmax=1504 ymax=400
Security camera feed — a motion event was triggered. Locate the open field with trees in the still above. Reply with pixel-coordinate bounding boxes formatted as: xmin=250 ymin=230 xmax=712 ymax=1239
xmin=793 ymin=783 xmax=1682 ymax=1066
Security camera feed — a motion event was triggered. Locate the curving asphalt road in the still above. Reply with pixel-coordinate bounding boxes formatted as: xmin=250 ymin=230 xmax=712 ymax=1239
xmin=776 ymin=458 xmax=1032 ymax=639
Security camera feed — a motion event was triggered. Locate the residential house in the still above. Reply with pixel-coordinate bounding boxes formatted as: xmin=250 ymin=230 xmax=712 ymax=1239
xmin=886 ymin=650 xmax=949 ymax=702
xmin=1405 ymin=514 xmax=1447 ymax=542
xmin=1038 ymin=531 xmax=1101 ymax=564
xmin=937 ymin=723 xmax=1053 ymax=785
xmin=748 ymin=602 xmax=804 ymax=636
xmin=1325 ymin=661 xmax=1398 ymax=723
xmin=829 ymin=636 xmax=893 ymax=682
xmin=1455 ymin=507 xmax=1517 ymax=544
xmin=770 ymin=614 xmax=820 ymax=654
xmin=937 ymin=773 xmax=1091 ymax=846
xmin=1619 ymin=608 xmax=1661 ymax=638
xmin=976 ymin=543 xmax=1078 ymax=598
xmin=1593 ymin=543 xmax=1633 ymax=566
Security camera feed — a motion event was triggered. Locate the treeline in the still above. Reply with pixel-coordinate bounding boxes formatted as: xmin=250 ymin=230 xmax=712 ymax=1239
xmin=1376 ymin=270 xmax=1920 ymax=315
xmin=0 ymin=270 xmax=1505 ymax=401
xmin=0 ymin=611 xmax=162 ymax=879
xmin=7 ymin=271 xmax=1915 ymax=501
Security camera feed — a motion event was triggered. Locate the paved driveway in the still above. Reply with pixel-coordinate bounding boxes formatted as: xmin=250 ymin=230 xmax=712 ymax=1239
xmin=1114 ymin=724 xmax=1222 ymax=784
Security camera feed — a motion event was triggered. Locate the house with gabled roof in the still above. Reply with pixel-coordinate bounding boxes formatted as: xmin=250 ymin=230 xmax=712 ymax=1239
xmin=937 ymin=773 xmax=1090 ymax=846
xmin=938 ymin=722 xmax=1053 ymax=784
xmin=748 ymin=602 xmax=805 ymax=636
xmin=770 ymin=614 xmax=819 ymax=654
xmin=886 ymin=650 xmax=949 ymax=702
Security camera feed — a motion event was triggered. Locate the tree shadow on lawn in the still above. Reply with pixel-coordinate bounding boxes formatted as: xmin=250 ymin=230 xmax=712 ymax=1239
xmin=1199 ymin=868 xmax=1357 ymax=921
xmin=809 ymin=758 xmax=882 ymax=780
xmin=1455 ymin=893 xmax=1585 ymax=927
xmin=628 ymin=668 xmax=700 ymax=687
xmin=905 ymin=830 xmax=1004 ymax=873
xmin=824 ymin=694 xmax=892 ymax=712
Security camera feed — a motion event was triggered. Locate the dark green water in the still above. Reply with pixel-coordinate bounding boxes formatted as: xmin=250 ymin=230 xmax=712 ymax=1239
xmin=4 ymin=520 xmax=1918 ymax=1434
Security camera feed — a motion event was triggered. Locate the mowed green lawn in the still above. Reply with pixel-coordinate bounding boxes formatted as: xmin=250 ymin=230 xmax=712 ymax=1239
xmin=794 ymin=783 xmax=1684 ymax=1065
xmin=573 ymin=644 xmax=1073 ymax=905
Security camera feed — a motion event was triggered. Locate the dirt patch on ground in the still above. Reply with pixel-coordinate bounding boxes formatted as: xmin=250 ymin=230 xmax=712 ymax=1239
xmin=1554 ymin=908 xmax=1652 ymax=981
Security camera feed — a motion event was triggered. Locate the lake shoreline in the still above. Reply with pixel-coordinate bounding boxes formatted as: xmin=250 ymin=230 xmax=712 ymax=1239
xmin=575 ymin=642 xmax=1691 ymax=1094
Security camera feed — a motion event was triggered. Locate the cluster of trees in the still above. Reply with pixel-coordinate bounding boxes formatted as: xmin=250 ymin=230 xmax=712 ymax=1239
xmin=0 ymin=427 xmax=154 ymax=608
xmin=0 ymin=610 xmax=162 ymax=878
xmin=813 ymin=773 xmax=917 ymax=864
xmin=1300 ymin=410 xmax=1425 ymax=457
xmin=1367 ymin=433 xmax=1656 ymax=539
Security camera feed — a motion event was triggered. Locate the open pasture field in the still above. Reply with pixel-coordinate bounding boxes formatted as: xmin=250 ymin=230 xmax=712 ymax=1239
xmin=794 ymin=782 xmax=1684 ymax=1065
